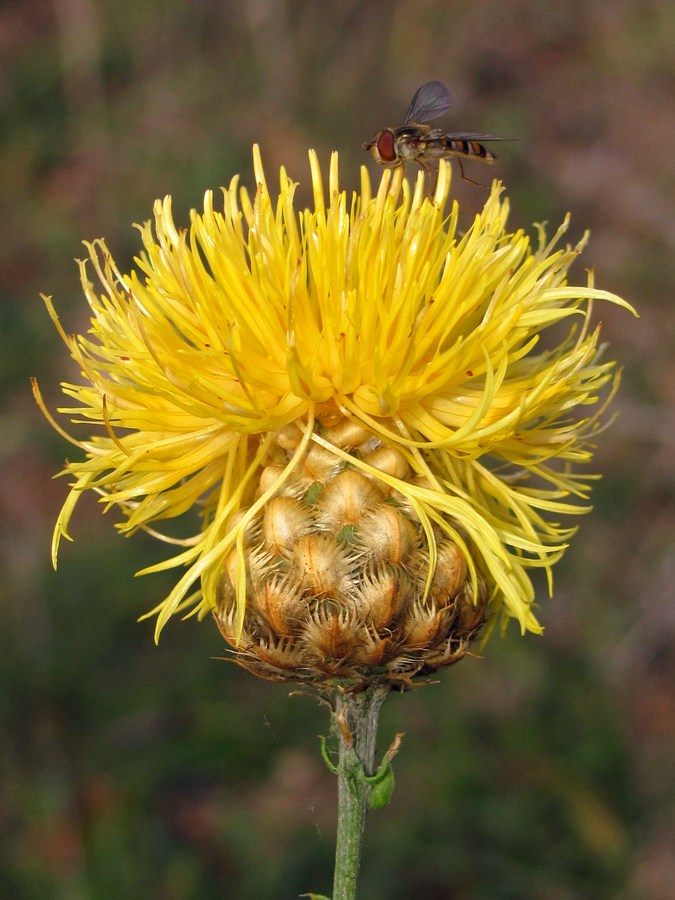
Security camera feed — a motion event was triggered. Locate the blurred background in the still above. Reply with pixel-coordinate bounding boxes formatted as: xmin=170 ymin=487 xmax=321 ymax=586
xmin=2 ymin=1 xmax=674 ymax=897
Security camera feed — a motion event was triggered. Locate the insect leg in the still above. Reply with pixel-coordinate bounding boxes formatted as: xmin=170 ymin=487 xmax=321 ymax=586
xmin=417 ymin=156 xmax=440 ymax=194
xmin=457 ymin=158 xmax=488 ymax=187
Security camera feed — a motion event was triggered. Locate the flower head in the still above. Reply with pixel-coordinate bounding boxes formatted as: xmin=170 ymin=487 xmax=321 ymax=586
xmin=36 ymin=146 xmax=634 ymax=687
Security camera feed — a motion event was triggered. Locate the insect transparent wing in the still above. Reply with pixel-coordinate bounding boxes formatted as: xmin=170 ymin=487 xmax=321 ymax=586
xmin=403 ymin=81 xmax=452 ymax=124
xmin=441 ymin=131 xmax=512 ymax=141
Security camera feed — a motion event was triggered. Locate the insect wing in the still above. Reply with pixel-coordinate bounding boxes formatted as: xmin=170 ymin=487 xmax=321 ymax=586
xmin=403 ymin=81 xmax=452 ymax=124
xmin=440 ymin=131 xmax=510 ymax=142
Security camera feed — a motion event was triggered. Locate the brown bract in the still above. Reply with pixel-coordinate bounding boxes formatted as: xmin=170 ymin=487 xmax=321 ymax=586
xmin=215 ymin=413 xmax=488 ymax=690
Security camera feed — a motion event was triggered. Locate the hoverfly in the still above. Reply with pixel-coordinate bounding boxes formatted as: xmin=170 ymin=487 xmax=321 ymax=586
xmin=363 ymin=80 xmax=506 ymax=184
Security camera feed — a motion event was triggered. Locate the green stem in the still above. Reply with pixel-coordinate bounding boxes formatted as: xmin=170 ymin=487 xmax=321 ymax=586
xmin=331 ymin=684 xmax=389 ymax=900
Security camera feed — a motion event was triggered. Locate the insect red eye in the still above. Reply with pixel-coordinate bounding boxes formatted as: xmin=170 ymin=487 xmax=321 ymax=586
xmin=376 ymin=130 xmax=396 ymax=162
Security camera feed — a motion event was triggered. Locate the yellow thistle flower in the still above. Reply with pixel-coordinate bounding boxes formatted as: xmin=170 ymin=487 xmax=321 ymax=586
xmin=35 ymin=145 xmax=634 ymax=687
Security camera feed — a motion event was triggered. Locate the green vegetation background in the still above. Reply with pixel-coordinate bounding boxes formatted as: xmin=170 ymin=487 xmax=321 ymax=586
xmin=2 ymin=1 xmax=673 ymax=897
